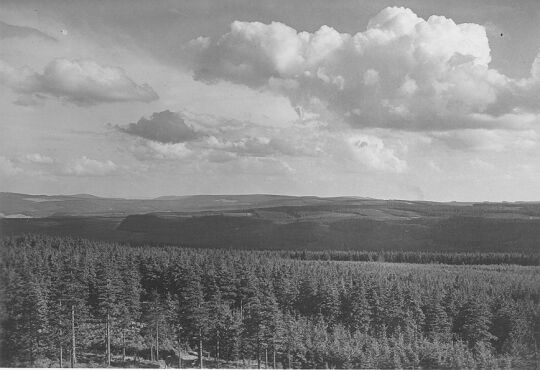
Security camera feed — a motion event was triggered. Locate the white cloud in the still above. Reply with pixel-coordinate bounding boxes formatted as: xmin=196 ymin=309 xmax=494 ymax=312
xmin=117 ymin=110 xmax=327 ymax=163
xmin=0 ymin=58 xmax=158 ymax=106
xmin=0 ymin=156 xmax=22 ymax=176
xmin=347 ymin=134 xmax=407 ymax=173
xmin=186 ymin=7 xmax=540 ymax=132
xmin=115 ymin=109 xmax=412 ymax=175
xmin=21 ymin=153 xmax=54 ymax=164
xmin=142 ymin=141 xmax=194 ymax=161
xmin=62 ymin=156 xmax=118 ymax=176
xmin=431 ymin=129 xmax=538 ymax=152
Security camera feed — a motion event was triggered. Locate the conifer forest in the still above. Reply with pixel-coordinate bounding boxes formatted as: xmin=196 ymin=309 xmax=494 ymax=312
xmin=1 ymin=235 xmax=539 ymax=368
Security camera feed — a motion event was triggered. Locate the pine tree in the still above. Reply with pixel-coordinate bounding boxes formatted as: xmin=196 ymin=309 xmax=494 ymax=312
xmin=316 ymin=280 xmax=341 ymax=325
xmin=456 ymin=298 xmax=496 ymax=349
xmin=177 ymin=265 xmax=208 ymax=368
xmin=348 ymin=282 xmax=371 ymax=333
xmin=95 ymin=258 xmax=123 ymax=365
xmin=206 ymin=283 xmax=228 ymax=366
xmin=491 ymin=299 xmax=528 ymax=355
xmin=298 ymin=276 xmax=318 ymax=317
xmin=424 ymin=299 xmax=451 ymax=340
xmin=117 ymin=255 xmax=142 ymax=363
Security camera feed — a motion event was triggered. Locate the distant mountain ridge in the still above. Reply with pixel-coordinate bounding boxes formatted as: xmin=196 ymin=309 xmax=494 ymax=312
xmin=0 ymin=192 xmax=370 ymax=218
xmin=1 ymin=192 xmax=539 ymax=219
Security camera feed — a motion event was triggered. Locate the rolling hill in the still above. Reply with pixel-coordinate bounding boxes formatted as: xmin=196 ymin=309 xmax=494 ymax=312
xmin=1 ymin=192 xmax=540 ymax=253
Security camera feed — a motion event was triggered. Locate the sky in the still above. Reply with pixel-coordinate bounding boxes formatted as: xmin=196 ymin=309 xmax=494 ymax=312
xmin=1 ymin=0 xmax=539 ymax=201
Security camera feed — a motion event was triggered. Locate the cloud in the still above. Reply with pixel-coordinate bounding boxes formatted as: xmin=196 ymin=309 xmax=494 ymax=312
xmin=186 ymin=7 xmax=540 ymax=132
xmin=62 ymin=156 xmax=118 ymax=176
xmin=201 ymin=135 xmax=319 ymax=158
xmin=130 ymin=141 xmax=194 ymax=161
xmin=115 ymin=110 xmax=410 ymax=175
xmin=347 ymin=135 xmax=407 ymax=173
xmin=20 ymin=153 xmax=54 ymax=164
xmin=116 ymin=110 xmax=201 ymax=143
xmin=431 ymin=129 xmax=537 ymax=152
xmin=0 ymin=58 xmax=158 ymax=105
xmin=116 ymin=109 xmax=326 ymax=162
xmin=0 ymin=20 xmax=57 ymax=42
xmin=0 ymin=156 xmax=22 ymax=176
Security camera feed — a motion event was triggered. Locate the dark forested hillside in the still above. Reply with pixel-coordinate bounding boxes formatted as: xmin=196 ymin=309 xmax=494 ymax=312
xmin=1 ymin=235 xmax=539 ymax=368
xmin=3 ymin=193 xmax=540 ymax=254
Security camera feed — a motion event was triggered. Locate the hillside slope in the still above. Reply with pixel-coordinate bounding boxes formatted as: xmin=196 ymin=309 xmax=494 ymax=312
xmin=2 ymin=193 xmax=540 ymax=253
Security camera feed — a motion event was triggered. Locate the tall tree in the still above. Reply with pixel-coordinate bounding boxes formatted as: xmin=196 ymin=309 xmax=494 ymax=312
xmin=177 ymin=265 xmax=208 ymax=368
xmin=455 ymin=298 xmax=495 ymax=349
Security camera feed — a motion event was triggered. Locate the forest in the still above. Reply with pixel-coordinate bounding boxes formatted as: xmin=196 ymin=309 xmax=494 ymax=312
xmin=1 ymin=235 xmax=539 ymax=368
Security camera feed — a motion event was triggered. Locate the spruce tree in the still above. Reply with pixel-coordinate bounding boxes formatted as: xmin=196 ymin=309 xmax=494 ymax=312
xmin=456 ymin=298 xmax=496 ymax=349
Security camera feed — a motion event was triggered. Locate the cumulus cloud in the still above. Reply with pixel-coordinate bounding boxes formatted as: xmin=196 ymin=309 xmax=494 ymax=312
xmin=116 ymin=110 xmax=201 ymax=143
xmin=186 ymin=7 xmax=540 ymax=132
xmin=62 ymin=156 xmax=118 ymax=176
xmin=0 ymin=58 xmax=158 ymax=105
xmin=347 ymin=135 xmax=407 ymax=173
xmin=116 ymin=109 xmax=409 ymax=175
xmin=115 ymin=110 xmax=326 ymax=162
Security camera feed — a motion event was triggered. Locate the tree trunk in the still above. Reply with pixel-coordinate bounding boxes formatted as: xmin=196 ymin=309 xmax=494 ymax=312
xmin=60 ymin=301 xmax=63 ymax=368
xmin=216 ymin=336 xmax=220 ymax=368
xmin=257 ymin=339 xmax=261 ymax=369
xmin=71 ymin=305 xmax=76 ymax=367
xmin=156 ymin=320 xmax=159 ymax=362
xmin=265 ymin=347 xmax=268 ymax=369
xmin=178 ymin=342 xmax=182 ymax=369
xmin=106 ymin=310 xmax=111 ymax=366
xmin=30 ymin=341 xmax=35 ymax=366
xmin=199 ymin=328 xmax=203 ymax=369
xmin=273 ymin=349 xmax=276 ymax=369
xmin=122 ymin=330 xmax=126 ymax=364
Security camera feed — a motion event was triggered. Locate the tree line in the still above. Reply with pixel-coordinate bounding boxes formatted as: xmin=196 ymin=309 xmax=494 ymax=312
xmin=1 ymin=235 xmax=539 ymax=368
xmin=284 ymin=249 xmax=540 ymax=265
